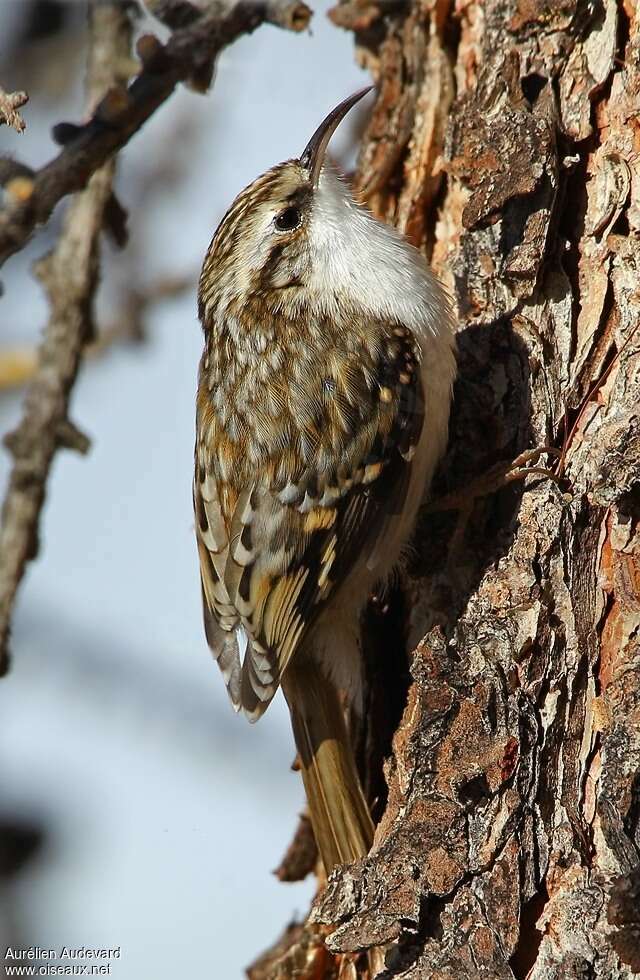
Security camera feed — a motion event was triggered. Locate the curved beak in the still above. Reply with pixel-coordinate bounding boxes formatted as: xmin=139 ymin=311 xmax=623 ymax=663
xmin=299 ymin=86 xmax=374 ymax=186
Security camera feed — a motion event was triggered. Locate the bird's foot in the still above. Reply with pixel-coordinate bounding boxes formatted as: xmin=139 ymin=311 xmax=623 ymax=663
xmin=426 ymin=446 xmax=565 ymax=517
xmin=425 ymin=446 xmax=569 ymax=565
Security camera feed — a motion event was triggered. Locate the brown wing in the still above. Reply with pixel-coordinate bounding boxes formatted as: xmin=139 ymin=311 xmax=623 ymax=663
xmin=194 ymin=324 xmax=424 ymax=720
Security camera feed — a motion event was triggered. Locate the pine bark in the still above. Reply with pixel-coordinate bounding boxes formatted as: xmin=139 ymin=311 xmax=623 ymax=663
xmin=250 ymin=0 xmax=640 ymax=977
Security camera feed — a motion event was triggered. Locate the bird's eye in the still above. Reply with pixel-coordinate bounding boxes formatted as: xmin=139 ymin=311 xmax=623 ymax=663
xmin=274 ymin=206 xmax=302 ymax=232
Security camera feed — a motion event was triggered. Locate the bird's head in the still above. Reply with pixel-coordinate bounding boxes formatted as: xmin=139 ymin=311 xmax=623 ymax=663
xmin=198 ymin=87 xmax=374 ymax=322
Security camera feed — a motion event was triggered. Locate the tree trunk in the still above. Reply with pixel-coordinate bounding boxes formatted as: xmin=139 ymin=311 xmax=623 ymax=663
xmin=250 ymin=0 xmax=640 ymax=977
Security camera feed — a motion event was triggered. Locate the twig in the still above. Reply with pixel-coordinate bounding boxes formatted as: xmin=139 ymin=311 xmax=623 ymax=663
xmin=0 ymin=0 xmax=312 ymax=269
xmin=0 ymin=4 xmax=133 ymax=673
xmin=0 ymin=87 xmax=28 ymax=133
xmin=0 ymin=273 xmax=195 ymax=392
xmin=94 ymin=271 xmax=197 ymax=347
xmin=425 ymin=447 xmax=566 ymax=568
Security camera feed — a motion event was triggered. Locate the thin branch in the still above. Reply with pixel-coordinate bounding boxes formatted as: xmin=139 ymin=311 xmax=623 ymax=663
xmin=0 ymin=3 xmax=133 ymax=672
xmin=0 ymin=87 xmax=28 ymax=133
xmin=0 ymin=0 xmax=312 ymax=269
xmin=0 ymin=272 xmax=195 ymax=391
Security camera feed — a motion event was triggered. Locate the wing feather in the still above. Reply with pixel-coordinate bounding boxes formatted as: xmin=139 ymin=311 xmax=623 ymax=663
xmin=195 ymin=321 xmax=424 ymax=720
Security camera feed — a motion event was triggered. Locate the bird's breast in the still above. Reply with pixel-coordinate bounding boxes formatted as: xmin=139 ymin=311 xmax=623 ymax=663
xmin=197 ymin=309 xmax=419 ymax=492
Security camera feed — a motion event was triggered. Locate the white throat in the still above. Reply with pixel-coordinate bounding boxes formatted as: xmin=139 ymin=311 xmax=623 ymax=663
xmin=308 ymin=165 xmax=454 ymax=352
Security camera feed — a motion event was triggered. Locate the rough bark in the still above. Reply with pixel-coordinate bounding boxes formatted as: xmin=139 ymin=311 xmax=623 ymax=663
xmin=250 ymin=0 xmax=640 ymax=977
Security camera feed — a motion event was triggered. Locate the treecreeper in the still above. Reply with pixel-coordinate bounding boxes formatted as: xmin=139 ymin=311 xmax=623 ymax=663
xmin=194 ymin=89 xmax=456 ymax=887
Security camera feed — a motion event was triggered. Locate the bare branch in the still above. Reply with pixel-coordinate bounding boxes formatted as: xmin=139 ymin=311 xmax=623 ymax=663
xmin=0 ymin=0 xmax=312 ymax=269
xmin=0 ymin=3 xmax=133 ymax=672
xmin=0 ymin=87 xmax=28 ymax=133
xmin=0 ymin=272 xmax=195 ymax=392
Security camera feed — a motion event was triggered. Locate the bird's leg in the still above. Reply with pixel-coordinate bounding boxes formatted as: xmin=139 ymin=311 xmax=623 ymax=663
xmin=425 ymin=446 xmax=567 ymax=563
xmin=426 ymin=446 xmax=565 ymax=515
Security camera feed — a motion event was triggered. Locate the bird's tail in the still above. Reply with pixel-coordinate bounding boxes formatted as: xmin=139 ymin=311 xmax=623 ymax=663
xmin=282 ymin=657 xmax=374 ymax=874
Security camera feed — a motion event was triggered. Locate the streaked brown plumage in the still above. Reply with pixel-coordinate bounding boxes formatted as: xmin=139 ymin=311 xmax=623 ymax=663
xmin=194 ymin=89 xmax=456 ymax=881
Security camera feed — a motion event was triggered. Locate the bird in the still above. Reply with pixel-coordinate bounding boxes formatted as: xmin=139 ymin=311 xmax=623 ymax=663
xmin=194 ymin=87 xmax=457 ymax=876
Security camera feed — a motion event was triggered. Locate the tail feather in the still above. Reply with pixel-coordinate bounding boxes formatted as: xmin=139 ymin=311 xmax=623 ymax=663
xmin=282 ymin=658 xmax=374 ymax=873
